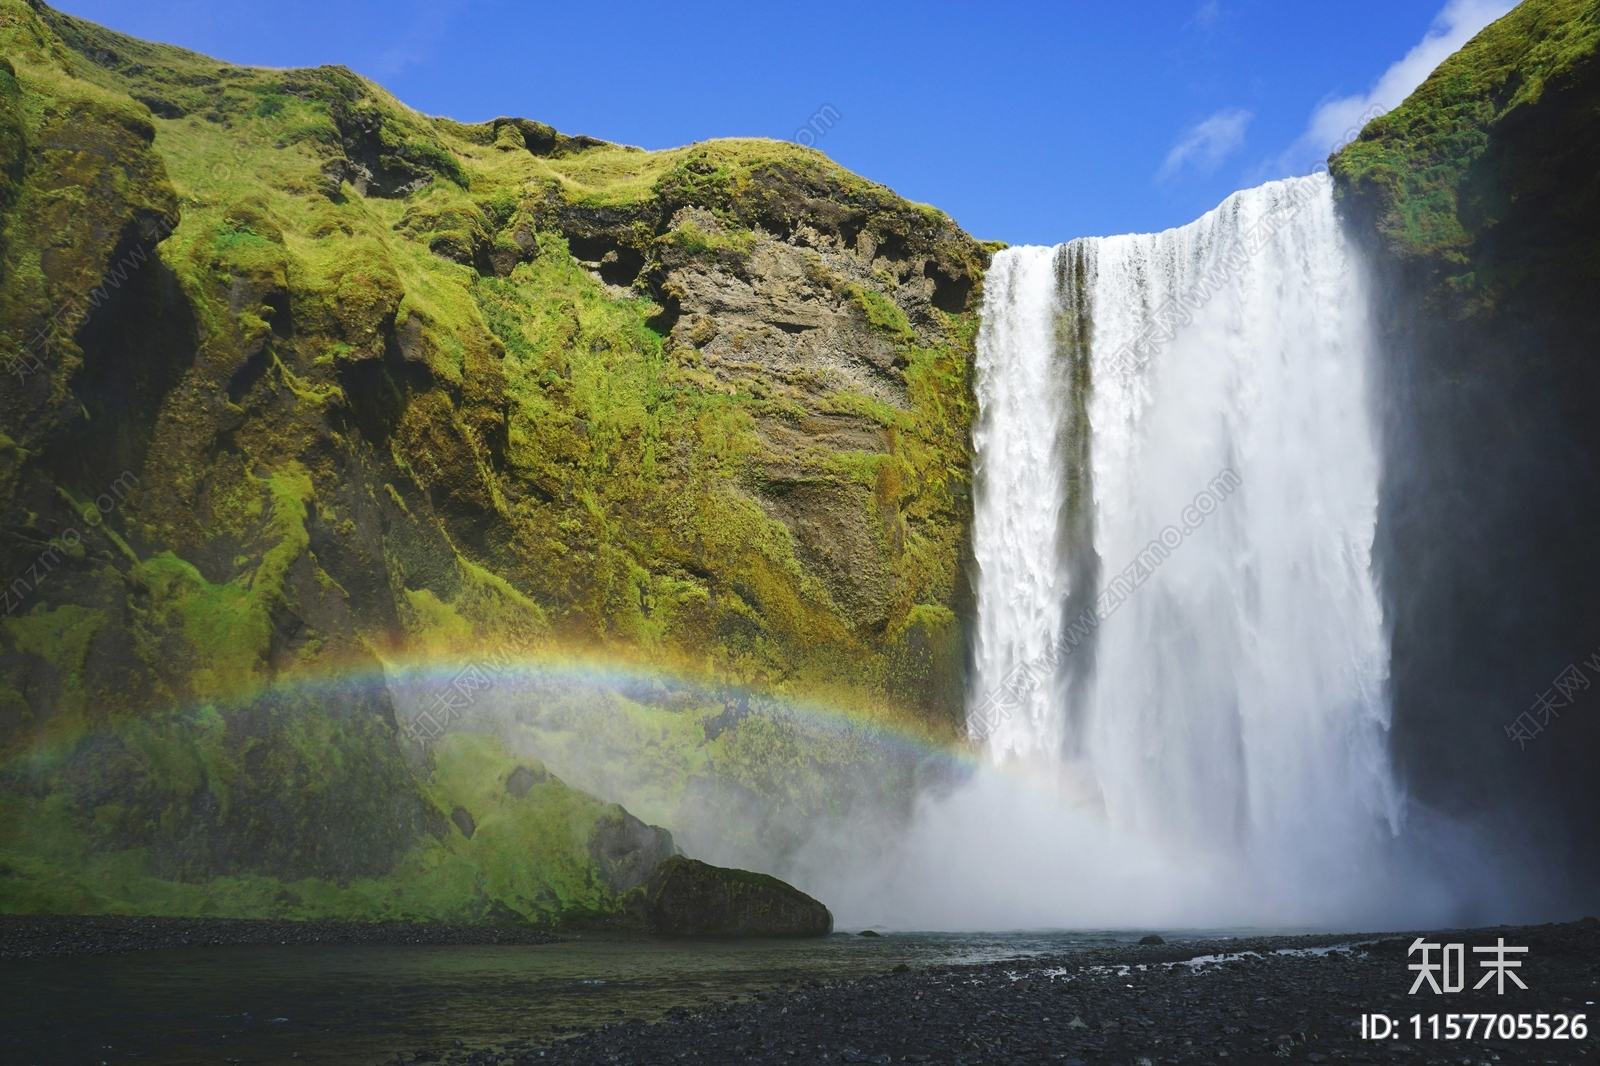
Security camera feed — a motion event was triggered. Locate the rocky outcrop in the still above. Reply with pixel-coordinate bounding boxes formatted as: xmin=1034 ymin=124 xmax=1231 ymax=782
xmin=630 ymin=856 xmax=833 ymax=936
xmin=587 ymin=805 xmax=676 ymax=893
xmin=646 ymin=200 xmax=960 ymax=631
xmin=505 ymin=763 xmax=546 ymax=798
xmin=516 ymin=144 xmax=988 ymax=655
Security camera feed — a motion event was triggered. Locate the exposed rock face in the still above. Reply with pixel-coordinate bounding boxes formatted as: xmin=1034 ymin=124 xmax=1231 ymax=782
xmin=528 ymin=145 xmax=990 ymax=654
xmin=632 ymin=856 xmax=832 ymax=936
xmin=505 ymin=763 xmax=546 ymax=799
xmin=1332 ymin=0 xmax=1600 ymax=892
xmin=657 ymin=206 xmax=945 ymax=407
xmin=635 ymin=200 xmax=965 ymax=630
xmin=587 ymin=805 xmax=675 ymax=893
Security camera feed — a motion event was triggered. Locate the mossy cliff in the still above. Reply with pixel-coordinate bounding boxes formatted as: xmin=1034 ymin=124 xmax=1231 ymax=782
xmin=1332 ymin=0 xmax=1600 ymax=888
xmin=0 ymin=2 xmax=988 ymax=921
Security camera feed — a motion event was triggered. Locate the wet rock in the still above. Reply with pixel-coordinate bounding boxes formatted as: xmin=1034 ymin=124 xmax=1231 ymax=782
xmin=505 ymin=764 xmax=547 ymax=799
xmin=632 ymin=856 xmax=832 ymax=936
xmin=858 ymin=929 xmax=881 ymax=937
xmin=587 ymin=806 xmax=675 ymax=893
xmin=1139 ymin=934 xmax=1165 ymax=945
xmin=450 ymin=807 xmax=476 ymax=839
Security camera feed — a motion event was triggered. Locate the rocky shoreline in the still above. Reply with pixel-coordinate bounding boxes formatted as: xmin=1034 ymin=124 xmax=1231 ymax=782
xmin=429 ymin=919 xmax=1598 ymax=1066
xmin=0 ymin=914 xmax=562 ymax=960
xmin=7 ymin=914 xmax=1597 ymax=1062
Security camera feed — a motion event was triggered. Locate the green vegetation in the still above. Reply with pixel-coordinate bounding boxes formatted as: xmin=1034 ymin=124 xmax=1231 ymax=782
xmin=849 ymin=284 xmax=915 ymax=342
xmin=0 ymin=723 xmax=655 ymax=926
xmin=0 ymin=3 xmax=988 ymax=920
xmin=1331 ymin=0 xmax=1600 ymax=316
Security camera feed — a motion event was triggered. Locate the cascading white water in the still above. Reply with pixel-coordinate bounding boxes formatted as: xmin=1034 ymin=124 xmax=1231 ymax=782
xmin=969 ymin=249 xmax=1076 ymax=760
xmin=1074 ymin=177 xmax=1400 ymax=870
xmin=950 ymin=175 xmax=1415 ymax=924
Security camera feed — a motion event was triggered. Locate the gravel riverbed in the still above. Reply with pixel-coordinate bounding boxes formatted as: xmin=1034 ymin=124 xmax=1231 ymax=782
xmin=428 ymin=919 xmax=1598 ymax=1066
xmin=6 ymin=915 xmax=1595 ymax=1064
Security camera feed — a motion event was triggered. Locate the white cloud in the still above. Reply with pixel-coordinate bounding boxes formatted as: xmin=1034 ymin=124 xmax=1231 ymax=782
xmin=1270 ymin=0 xmax=1517 ymax=175
xmin=1192 ymin=1 xmax=1222 ymax=31
xmin=362 ymin=0 xmax=467 ymax=79
xmin=1158 ymin=107 xmax=1254 ymax=182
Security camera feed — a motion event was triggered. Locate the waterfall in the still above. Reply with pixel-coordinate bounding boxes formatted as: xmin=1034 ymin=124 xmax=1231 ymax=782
xmin=969 ymin=248 xmax=1081 ymax=760
xmin=955 ymin=175 xmax=1414 ymax=923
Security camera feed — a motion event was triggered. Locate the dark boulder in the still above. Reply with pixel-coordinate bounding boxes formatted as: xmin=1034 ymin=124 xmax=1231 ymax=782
xmin=505 ymin=763 xmax=547 ymax=799
xmin=1139 ymin=934 xmax=1165 ymax=945
xmin=632 ymin=856 xmax=832 ymax=936
xmin=450 ymin=807 xmax=475 ymax=839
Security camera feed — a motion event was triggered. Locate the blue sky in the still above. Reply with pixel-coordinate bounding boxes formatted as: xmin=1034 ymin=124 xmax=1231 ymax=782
xmin=55 ymin=0 xmax=1514 ymax=245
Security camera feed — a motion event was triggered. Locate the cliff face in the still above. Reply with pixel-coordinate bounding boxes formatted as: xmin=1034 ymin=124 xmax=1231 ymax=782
xmin=0 ymin=1 xmax=985 ymax=920
xmin=1332 ymin=0 xmax=1600 ymax=895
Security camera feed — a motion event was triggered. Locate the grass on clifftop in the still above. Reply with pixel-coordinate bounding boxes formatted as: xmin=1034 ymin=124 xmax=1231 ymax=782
xmin=1331 ymin=0 xmax=1600 ymax=281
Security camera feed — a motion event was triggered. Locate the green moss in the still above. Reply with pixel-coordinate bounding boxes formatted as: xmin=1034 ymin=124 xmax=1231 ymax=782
xmin=663 ymin=218 xmax=757 ymax=260
xmin=1 ymin=604 xmax=108 ymax=739
xmin=421 ymin=733 xmax=622 ymax=924
xmin=0 ymin=56 xmax=27 ymax=215
xmin=131 ymin=553 xmax=270 ymax=700
xmin=848 ymin=283 xmax=914 ymax=341
xmin=0 ymin=720 xmax=659 ymax=926
xmin=1331 ymin=0 xmax=1600 ymax=310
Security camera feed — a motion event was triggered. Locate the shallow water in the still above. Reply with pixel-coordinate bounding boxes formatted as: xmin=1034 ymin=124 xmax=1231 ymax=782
xmin=2 ymin=930 xmax=1222 ymax=1066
